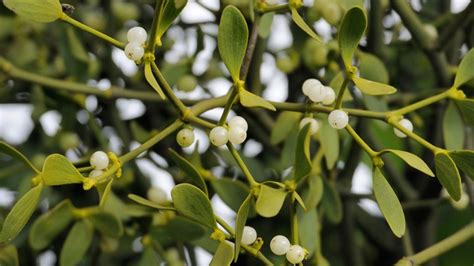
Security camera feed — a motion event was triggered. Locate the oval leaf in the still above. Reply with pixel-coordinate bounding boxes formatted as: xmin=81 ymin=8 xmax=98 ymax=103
xmin=0 ymin=245 xmax=18 ymax=266
xmin=3 ymin=0 xmax=62 ymax=23
xmin=171 ymin=184 xmax=216 ymax=229
xmin=210 ymin=240 xmax=234 ymax=266
xmin=443 ymin=102 xmax=465 ymax=150
xmin=321 ymin=178 xmax=342 ymax=224
xmin=383 ymin=149 xmax=434 ymax=177
xmin=373 ymin=168 xmax=405 ymax=238
xmin=338 ymin=7 xmax=367 ymax=68
xmin=29 ymin=200 xmax=74 ymax=250
xmin=218 ymin=6 xmax=249 ymax=81
xmin=60 ymin=220 xmax=94 ymax=266
xmin=234 ymin=194 xmax=252 ymax=262
xmin=239 ymin=89 xmax=276 ymax=111
xmin=291 ymin=8 xmax=321 ymax=42
xmin=169 ymin=149 xmax=208 ymax=195
xmin=434 ymin=152 xmax=462 ymax=201
xmin=320 ymin=119 xmax=339 ymax=169
xmin=88 ymin=211 xmax=123 ymax=238
xmin=455 ymin=99 xmax=474 ymax=126
xmin=150 ymin=216 xmax=206 ymax=245
xmin=255 ymin=184 xmax=287 ymax=218
xmin=42 ymin=154 xmax=85 ymax=186
xmin=352 ymin=77 xmax=397 ymax=95
xmin=293 ymin=124 xmax=312 ymax=182
xmin=137 ymin=246 xmax=160 ymax=266
xmin=358 ymin=52 xmax=389 ymax=84
xmin=0 ymin=141 xmax=39 ymax=173
xmin=448 ymin=150 xmax=474 ymax=181
xmin=270 ymin=112 xmax=302 ymax=145
xmin=0 ymin=184 xmax=43 ymax=243
xmin=211 ymin=178 xmax=250 ymax=213
xmin=453 ymin=48 xmax=474 ymax=88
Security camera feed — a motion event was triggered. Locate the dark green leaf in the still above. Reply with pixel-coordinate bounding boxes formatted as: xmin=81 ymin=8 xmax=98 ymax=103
xmin=42 ymin=154 xmax=85 ymax=186
xmin=291 ymin=8 xmax=321 ymax=42
xmin=150 ymin=216 xmax=206 ymax=245
xmin=293 ymin=124 xmax=312 ymax=182
xmin=434 ymin=152 xmax=462 ymax=201
xmin=210 ymin=240 xmax=234 ymax=266
xmin=88 ymin=211 xmax=123 ymax=238
xmin=0 ymin=245 xmax=18 ymax=266
xmin=255 ymin=184 xmax=287 ymax=218
xmin=321 ymin=179 xmax=342 ymax=224
xmin=352 ymin=77 xmax=397 ymax=95
xmin=29 ymin=200 xmax=74 ymax=250
xmin=0 ymin=184 xmax=43 ymax=243
xmin=0 ymin=141 xmax=39 ymax=173
xmin=449 ymin=150 xmax=474 ymax=181
xmin=455 ymin=99 xmax=474 ymax=126
xmin=60 ymin=220 xmax=94 ymax=266
xmin=338 ymin=7 xmax=367 ymax=68
xmin=453 ymin=48 xmax=474 ymax=88
xmin=171 ymin=184 xmax=216 ymax=228
xmin=443 ymin=102 xmax=464 ymax=150
xmin=157 ymin=0 xmax=188 ymax=39
xmin=239 ymin=89 xmax=276 ymax=111
xmin=211 ymin=178 xmax=250 ymax=213
xmin=137 ymin=246 xmax=160 ymax=266
xmin=218 ymin=6 xmax=249 ymax=81
xmin=169 ymin=149 xmax=208 ymax=195
xmin=372 ymin=168 xmax=405 ymax=238
xmin=382 ymin=149 xmax=434 ymax=177
xmin=271 ymin=112 xmax=302 ymax=145
xmin=234 ymin=194 xmax=251 ymax=261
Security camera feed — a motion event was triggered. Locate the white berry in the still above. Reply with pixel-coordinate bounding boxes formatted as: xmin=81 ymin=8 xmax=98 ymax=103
xmin=328 ymin=110 xmax=349 ymax=129
xmin=89 ymin=169 xmax=103 ymax=178
xmin=90 ymin=151 xmax=109 ymax=170
xmin=176 ymin=128 xmax=195 ymax=147
xmin=394 ymin=118 xmax=413 ymax=138
xmin=322 ymin=86 xmax=336 ymax=105
xmin=302 ymin=78 xmax=321 ymax=96
xmin=127 ymin=26 xmax=147 ymax=44
xmin=124 ymin=42 xmax=144 ymax=61
xmin=299 ymin=117 xmax=319 ymax=135
xmin=228 ymin=126 xmax=247 ymax=145
xmin=147 ymin=187 xmax=168 ymax=204
xmin=209 ymin=126 xmax=229 ymax=146
xmin=241 ymin=226 xmax=257 ymax=245
xmin=270 ymin=235 xmax=290 ymax=255
xmin=228 ymin=116 xmax=248 ymax=132
xmin=286 ymin=245 xmax=306 ymax=264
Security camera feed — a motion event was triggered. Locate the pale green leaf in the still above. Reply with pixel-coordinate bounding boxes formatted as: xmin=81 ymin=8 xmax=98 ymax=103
xmin=3 ymin=0 xmax=62 ymax=23
xmin=320 ymin=119 xmax=339 ymax=169
xmin=239 ymin=89 xmax=276 ymax=111
xmin=88 ymin=211 xmax=123 ymax=238
xmin=293 ymin=124 xmax=312 ymax=182
xmin=434 ymin=152 xmax=462 ymax=201
xmin=358 ymin=52 xmax=389 ymax=84
xmin=352 ymin=76 xmax=397 ymax=95
xmin=291 ymin=8 xmax=321 ymax=42
xmin=255 ymin=184 xmax=287 ymax=218
xmin=338 ymin=7 xmax=367 ymax=68
xmin=137 ymin=247 xmax=160 ymax=266
xmin=449 ymin=150 xmax=474 ymax=181
xmin=0 ymin=184 xmax=43 ymax=243
xmin=303 ymin=174 xmax=324 ymax=210
xmin=271 ymin=112 xmax=302 ymax=145
xmin=234 ymin=194 xmax=252 ymax=261
xmin=29 ymin=200 xmax=74 ymax=250
xmin=443 ymin=102 xmax=464 ymax=150
xmin=218 ymin=6 xmax=249 ymax=81
xmin=157 ymin=0 xmax=188 ymax=38
xmin=259 ymin=12 xmax=274 ymax=38
xmin=144 ymin=63 xmax=166 ymax=99
xmin=293 ymin=191 xmax=306 ymax=210
xmin=0 ymin=245 xmax=18 ymax=266
xmin=372 ymin=168 xmax=405 ymax=238
xmin=453 ymin=48 xmax=474 ymax=88
xmin=382 ymin=149 xmax=434 ymax=177
xmin=171 ymin=184 xmax=217 ymax=228
xmin=0 ymin=141 xmax=39 ymax=173
xmin=211 ymin=178 xmax=250 ymax=213
xmin=99 ymin=179 xmax=114 ymax=208
xmin=169 ymin=149 xmax=208 ymax=195
xmin=297 ymin=208 xmax=318 ymax=256
xmin=127 ymin=194 xmax=175 ymax=211
xmin=42 ymin=154 xmax=85 ymax=186
xmin=60 ymin=220 xmax=94 ymax=266
xmin=210 ymin=240 xmax=234 ymax=266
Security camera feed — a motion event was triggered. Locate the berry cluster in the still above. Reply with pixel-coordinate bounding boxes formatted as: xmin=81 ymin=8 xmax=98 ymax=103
xmin=124 ymin=27 xmax=147 ymax=61
xmin=270 ymin=235 xmax=307 ymax=264
xmin=89 ymin=151 xmax=109 ymax=177
xmin=209 ymin=116 xmax=248 ymax=147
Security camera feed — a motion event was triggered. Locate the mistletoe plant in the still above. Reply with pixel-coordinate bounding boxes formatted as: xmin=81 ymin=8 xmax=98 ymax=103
xmin=0 ymin=0 xmax=473 ymax=265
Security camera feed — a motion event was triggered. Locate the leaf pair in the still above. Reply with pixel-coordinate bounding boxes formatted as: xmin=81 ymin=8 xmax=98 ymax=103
xmin=339 ymin=7 xmax=396 ymax=96
xmin=434 ymin=151 xmax=474 ymax=201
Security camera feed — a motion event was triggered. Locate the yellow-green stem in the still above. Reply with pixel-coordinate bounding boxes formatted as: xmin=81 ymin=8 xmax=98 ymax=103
xmin=151 ymin=62 xmax=189 ymax=114
xmin=345 ymin=124 xmax=378 ymax=158
xmin=226 ymin=143 xmax=259 ymax=187
xmin=335 ymin=77 xmax=350 ymax=109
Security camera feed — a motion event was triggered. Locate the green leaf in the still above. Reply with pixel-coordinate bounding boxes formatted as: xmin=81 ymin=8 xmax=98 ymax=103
xmin=373 ymin=168 xmax=405 ymax=237
xmin=352 ymin=77 xmax=397 ymax=95
xmin=29 ymin=200 xmax=74 ymax=250
xmin=3 ymin=0 xmax=62 ymax=23
xmin=270 ymin=112 xmax=302 ymax=145
xmin=303 ymin=175 xmax=324 ymax=210
xmin=156 ymin=0 xmax=188 ymax=39
xmin=211 ymin=178 xmax=250 ymax=213
xmin=169 ymin=149 xmax=208 ymax=195
xmin=66 ymin=27 xmax=89 ymax=62
xmin=321 ymin=179 xmax=342 ymax=224
xmin=137 ymin=247 xmax=160 ymax=266
xmin=88 ymin=211 xmax=123 ymax=238
xmin=171 ymin=184 xmax=217 ymax=229
xmin=443 ymin=102 xmax=464 ymax=150
xmin=218 ymin=6 xmax=249 ymax=81
xmin=320 ymin=119 xmax=339 ymax=169
xmin=449 ymin=150 xmax=474 ymax=181
xmin=0 ymin=245 xmax=18 ymax=266
xmin=297 ymin=207 xmax=318 ymax=256
xmin=60 ymin=220 xmax=94 ymax=266
xmin=358 ymin=52 xmax=389 ymax=84
xmin=338 ymin=7 xmax=367 ymax=68
xmin=453 ymin=48 xmax=474 ymax=88
xmin=127 ymin=194 xmax=175 ymax=211
xmin=99 ymin=179 xmax=114 ymax=208
xmin=239 ymin=89 xmax=276 ymax=111
xmin=144 ymin=63 xmax=166 ymax=99
xmin=455 ymin=99 xmax=474 ymax=126
xmin=210 ymin=240 xmax=234 ymax=266
xmin=293 ymin=191 xmax=306 ymax=210
xmin=150 ymin=216 xmax=206 ymax=245
xmin=382 ymin=149 xmax=434 ymax=177
xmin=42 ymin=154 xmax=85 ymax=186
xmin=291 ymin=8 xmax=321 ymax=42
xmin=0 ymin=141 xmax=39 ymax=173
xmin=258 ymin=12 xmax=274 ymax=38
xmin=293 ymin=124 xmax=312 ymax=182
xmin=255 ymin=184 xmax=287 ymax=218
xmin=234 ymin=194 xmax=252 ymax=262
xmin=0 ymin=184 xmax=43 ymax=243
xmin=434 ymin=152 xmax=462 ymax=201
